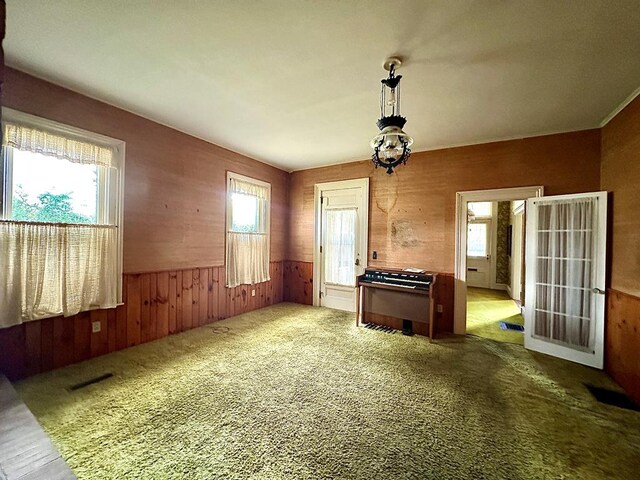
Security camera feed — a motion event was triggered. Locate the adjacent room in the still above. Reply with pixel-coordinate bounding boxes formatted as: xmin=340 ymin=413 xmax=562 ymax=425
xmin=465 ymin=199 xmax=527 ymax=344
xmin=1 ymin=1 xmax=640 ymax=479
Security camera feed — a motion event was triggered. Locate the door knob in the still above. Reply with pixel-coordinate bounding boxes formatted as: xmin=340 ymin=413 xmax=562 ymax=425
xmin=591 ymin=287 xmax=605 ymax=295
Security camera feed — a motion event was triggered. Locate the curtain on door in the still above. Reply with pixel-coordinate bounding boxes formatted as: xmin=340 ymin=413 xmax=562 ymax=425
xmin=533 ymin=198 xmax=596 ymax=350
xmin=324 ymin=208 xmax=356 ymax=287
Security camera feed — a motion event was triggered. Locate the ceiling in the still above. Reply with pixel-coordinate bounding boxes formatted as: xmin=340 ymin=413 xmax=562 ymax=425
xmin=5 ymin=1 xmax=640 ymax=172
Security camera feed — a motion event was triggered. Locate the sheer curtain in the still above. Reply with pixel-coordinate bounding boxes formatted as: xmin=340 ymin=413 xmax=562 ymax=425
xmin=1 ymin=120 xmax=120 ymax=328
xmin=324 ymin=208 xmax=356 ymax=287
xmin=4 ymin=122 xmax=116 ymax=167
xmin=226 ymin=175 xmax=270 ymax=288
xmin=0 ymin=223 xmax=119 ymax=326
xmin=533 ymin=198 xmax=596 ymax=350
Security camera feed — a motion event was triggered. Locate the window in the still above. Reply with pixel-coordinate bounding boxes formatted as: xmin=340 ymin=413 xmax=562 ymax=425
xmin=6 ymin=149 xmax=99 ymax=223
xmin=230 ymin=191 xmax=259 ymax=233
xmin=225 ymin=172 xmax=270 ymax=287
xmin=0 ymin=109 xmax=125 ymax=328
xmin=468 ymin=201 xmax=492 ymax=218
xmin=467 ymin=222 xmax=489 ymax=257
xmin=324 ymin=208 xmax=356 ymax=286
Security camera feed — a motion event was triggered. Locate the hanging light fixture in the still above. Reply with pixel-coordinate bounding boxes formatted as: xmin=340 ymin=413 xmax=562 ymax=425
xmin=370 ymin=57 xmax=413 ymax=174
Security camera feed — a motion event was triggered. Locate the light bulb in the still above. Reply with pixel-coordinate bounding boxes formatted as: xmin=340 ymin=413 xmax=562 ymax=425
xmin=383 ymin=134 xmax=399 ymax=148
xmin=386 ymin=88 xmax=396 ymax=106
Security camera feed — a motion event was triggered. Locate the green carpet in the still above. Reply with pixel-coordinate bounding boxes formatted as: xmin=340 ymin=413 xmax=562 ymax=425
xmin=15 ymin=303 xmax=640 ymax=479
xmin=467 ymin=287 xmax=525 ymax=344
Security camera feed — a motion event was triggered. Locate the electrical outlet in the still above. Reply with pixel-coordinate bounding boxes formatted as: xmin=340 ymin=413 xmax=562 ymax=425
xmin=372 ymin=251 xmax=377 ymax=259
xmin=252 ymin=289 xmax=256 ymax=297
xmin=437 ymin=304 xmax=443 ymax=313
xmin=92 ymin=321 xmax=101 ymax=333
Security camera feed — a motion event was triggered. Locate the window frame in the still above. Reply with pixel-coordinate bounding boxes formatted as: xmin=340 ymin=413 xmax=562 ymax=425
xmin=226 ymin=171 xmax=271 ymax=236
xmin=225 ymin=171 xmax=271 ymax=281
xmin=1 ymin=107 xmax=126 ymax=302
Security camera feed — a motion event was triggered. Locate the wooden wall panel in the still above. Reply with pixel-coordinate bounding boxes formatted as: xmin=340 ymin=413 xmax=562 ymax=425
xmin=73 ymin=312 xmax=92 ymax=363
xmin=433 ymin=273 xmax=455 ymax=334
xmin=23 ymin=322 xmax=41 ymax=377
xmin=168 ymin=271 xmax=178 ymax=334
xmin=182 ymin=271 xmax=193 ymax=331
xmin=601 ymin=95 xmax=640 ymax=297
xmin=284 ymin=261 xmax=313 ymax=305
xmin=0 ymin=325 xmax=25 ymax=380
xmin=40 ymin=318 xmax=54 ymax=373
xmin=157 ymin=272 xmax=170 ymax=338
xmin=601 ymin=95 xmax=640 ymax=406
xmin=289 ymin=130 xmax=601 ymax=271
xmin=0 ymin=262 xmax=284 ymax=381
xmin=90 ymin=310 xmax=109 ymax=359
xmin=126 ymin=275 xmax=141 ymax=347
xmin=107 ymin=310 xmax=117 ymax=354
xmin=140 ymin=274 xmax=151 ymax=343
xmin=53 ymin=316 xmax=74 ymax=369
xmin=2 ymin=68 xmax=289 ymax=274
xmin=605 ymin=289 xmax=640 ymax=405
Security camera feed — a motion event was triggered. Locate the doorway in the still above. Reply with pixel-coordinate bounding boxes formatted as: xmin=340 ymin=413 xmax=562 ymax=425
xmin=313 ymin=178 xmax=369 ymax=311
xmin=465 ymin=200 xmax=527 ymax=344
xmin=456 ymin=187 xmax=608 ymax=369
xmin=454 ymin=186 xmax=544 ymax=336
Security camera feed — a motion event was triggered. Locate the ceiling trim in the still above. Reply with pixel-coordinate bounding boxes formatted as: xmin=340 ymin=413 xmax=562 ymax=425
xmin=599 ymin=85 xmax=640 ymax=128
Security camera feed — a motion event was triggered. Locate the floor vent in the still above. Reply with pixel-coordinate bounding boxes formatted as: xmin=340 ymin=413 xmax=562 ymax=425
xmin=585 ymin=384 xmax=639 ymax=412
xmin=499 ymin=321 xmax=524 ymax=332
xmin=69 ymin=373 xmax=114 ymax=391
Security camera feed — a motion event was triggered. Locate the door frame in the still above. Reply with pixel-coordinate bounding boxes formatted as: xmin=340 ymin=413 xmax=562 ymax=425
xmin=507 ymin=201 xmax=526 ymax=305
xmin=454 ymin=186 xmax=544 ymax=334
xmin=313 ymin=178 xmax=369 ymax=307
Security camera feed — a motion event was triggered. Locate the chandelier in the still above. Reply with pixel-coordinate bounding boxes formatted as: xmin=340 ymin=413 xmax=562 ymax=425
xmin=370 ymin=57 xmax=413 ymax=174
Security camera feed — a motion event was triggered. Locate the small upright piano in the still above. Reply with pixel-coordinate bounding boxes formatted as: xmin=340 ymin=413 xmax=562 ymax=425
xmin=356 ymin=267 xmax=437 ymax=340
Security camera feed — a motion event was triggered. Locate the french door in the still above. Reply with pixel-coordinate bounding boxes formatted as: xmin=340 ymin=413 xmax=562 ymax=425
xmin=524 ymin=192 xmax=607 ymax=368
xmin=315 ymin=179 xmax=369 ymax=312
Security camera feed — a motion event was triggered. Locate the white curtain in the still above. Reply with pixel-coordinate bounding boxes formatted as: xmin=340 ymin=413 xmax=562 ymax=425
xmin=533 ymin=198 xmax=595 ymax=349
xmin=324 ymin=208 xmax=356 ymax=287
xmin=0 ymin=222 xmax=119 ymax=327
xmin=3 ymin=122 xmax=116 ymax=168
xmin=226 ymin=176 xmax=270 ymax=288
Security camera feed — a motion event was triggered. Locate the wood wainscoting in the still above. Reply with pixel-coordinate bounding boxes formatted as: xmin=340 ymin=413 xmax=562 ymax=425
xmin=0 ymin=261 xmax=283 ymax=381
xmin=605 ymin=289 xmax=640 ymax=405
xmin=284 ymin=261 xmax=313 ymax=305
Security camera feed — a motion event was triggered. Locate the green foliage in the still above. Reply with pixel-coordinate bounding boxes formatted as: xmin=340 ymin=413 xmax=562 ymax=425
xmin=12 ymin=185 xmax=94 ymax=224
